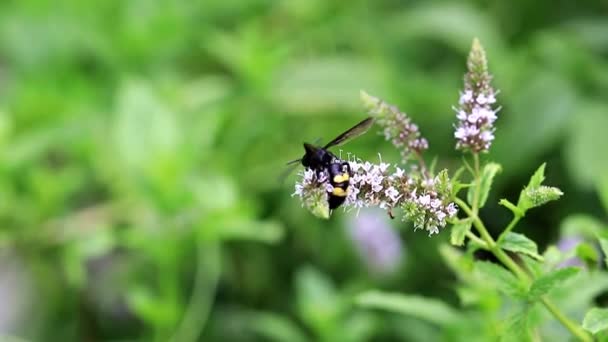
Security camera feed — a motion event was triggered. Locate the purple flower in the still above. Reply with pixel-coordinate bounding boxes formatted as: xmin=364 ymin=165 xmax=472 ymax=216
xmin=347 ymin=209 xmax=403 ymax=275
xmin=453 ymin=39 xmax=499 ymax=153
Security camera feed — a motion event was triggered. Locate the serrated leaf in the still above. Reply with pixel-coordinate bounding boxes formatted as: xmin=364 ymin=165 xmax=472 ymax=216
xmin=528 ymin=267 xmax=580 ymax=300
xmin=583 ymin=308 xmax=608 ymax=334
xmin=467 ymin=163 xmax=501 ymax=209
xmin=475 ymin=261 xmax=525 ymax=297
xmin=450 ymin=220 xmax=472 ymax=246
xmin=517 ymin=164 xmax=563 ymax=212
xmin=527 ymin=163 xmax=546 ymax=188
xmin=498 ymin=232 xmax=543 ymax=261
xmin=519 ymin=186 xmax=563 ymax=211
xmin=356 ymin=290 xmax=458 ymax=325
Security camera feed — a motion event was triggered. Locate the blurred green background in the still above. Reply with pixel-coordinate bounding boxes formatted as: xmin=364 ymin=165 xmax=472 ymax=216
xmin=0 ymin=0 xmax=607 ymax=341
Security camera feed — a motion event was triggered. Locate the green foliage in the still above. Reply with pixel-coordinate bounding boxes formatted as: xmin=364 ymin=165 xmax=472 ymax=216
xmin=450 ymin=219 xmax=472 ymax=246
xmin=498 ymin=232 xmax=543 ymax=261
xmin=356 ymin=290 xmax=459 ymax=326
xmin=467 ymin=162 xmax=501 ymax=209
xmin=0 ymin=1 xmax=606 ymax=341
xmin=582 ymin=308 xmax=608 ymax=334
xmin=474 ymin=261 xmax=525 ymax=297
xmin=517 ymin=163 xmax=564 ymax=212
xmin=528 ymin=267 xmax=580 ymax=301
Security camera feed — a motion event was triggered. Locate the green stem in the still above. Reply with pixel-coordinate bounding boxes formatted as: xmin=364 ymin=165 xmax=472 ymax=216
xmin=541 ymin=297 xmax=593 ymax=342
xmin=472 ymin=153 xmax=481 ymax=213
xmin=454 ymin=164 xmax=593 ymax=342
xmin=465 ymin=231 xmax=488 ymax=249
xmin=171 ymin=241 xmax=221 ymax=342
xmin=455 ymin=198 xmax=528 ymax=282
xmin=498 ymin=214 xmax=523 ymax=242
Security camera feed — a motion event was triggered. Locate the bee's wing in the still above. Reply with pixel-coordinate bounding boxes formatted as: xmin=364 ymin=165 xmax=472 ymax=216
xmin=278 ymin=162 xmax=300 ymax=186
xmin=323 ymin=117 xmax=374 ymax=149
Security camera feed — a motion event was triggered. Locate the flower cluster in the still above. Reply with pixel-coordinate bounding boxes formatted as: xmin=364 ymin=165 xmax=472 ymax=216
xmin=361 ymin=91 xmax=429 ymax=162
xmin=453 ymin=38 xmax=499 ymax=153
xmin=292 ymin=169 xmax=333 ymax=219
xmin=400 ymin=172 xmax=458 ymax=235
xmin=293 ymin=158 xmax=458 ymax=235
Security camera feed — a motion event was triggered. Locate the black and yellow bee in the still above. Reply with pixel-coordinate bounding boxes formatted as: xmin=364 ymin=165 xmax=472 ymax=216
xmin=287 ymin=117 xmax=374 ymax=210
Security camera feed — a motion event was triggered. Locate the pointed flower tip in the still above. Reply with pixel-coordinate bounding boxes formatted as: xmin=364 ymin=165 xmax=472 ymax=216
xmin=360 ymin=90 xmax=379 ymax=111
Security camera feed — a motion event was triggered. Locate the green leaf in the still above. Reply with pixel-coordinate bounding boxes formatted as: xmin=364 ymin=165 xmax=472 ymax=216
xmin=519 ymin=186 xmax=563 ymax=211
xmin=465 ymin=162 xmax=500 ymax=207
xmin=528 ymin=267 xmax=580 ymax=300
xmin=450 ymin=220 xmax=472 ymax=246
xmin=498 ymin=232 xmax=543 ymax=261
xmin=356 ymin=290 xmax=459 ymax=325
xmin=576 ymin=242 xmax=599 ymax=269
xmin=527 ymin=163 xmax=546 ymax=189
xmin=245 ymin=311 xmax=309 ymax=342
xmin=438 ymin=244 xmax=474 ymax=282
xmin=467 ymin=163 xmax=501 ymax=209
xmin=598 ymin=176 xmax=608 ymax=213
xmin=597 ymin=231 xmax=608 ymax=268
xmin=501 ymin=309 xmax=532 ymax=342
xmin=561 ymin=214 xmax=606 ymax=238
xmin=474 ymin=261 xmax=525 ymax=297
xmin=517 ymin=163 xmax=563 ymax=212
xmin=583 ymin=308 xmax=608 ymax=334
xmin=296 ymin=266 xmax=340 ymax=334
xmin=564 ymin=104 xmax=608 ymax=189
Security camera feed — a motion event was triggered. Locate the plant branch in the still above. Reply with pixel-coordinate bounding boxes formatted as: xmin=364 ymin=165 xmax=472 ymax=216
xmin=465 ymin=230 xmax=488 ymax=249
xmin=540 ymin=297 xmax=593 ymax=342
xmin=498 ymin=214 xmax=523 ymax=242
xmin=456 ymin=180 xmax=593 ymax=342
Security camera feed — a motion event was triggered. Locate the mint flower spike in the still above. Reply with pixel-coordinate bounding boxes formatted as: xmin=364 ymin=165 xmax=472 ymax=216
xmin=293 ymin=156 xmax=458 ymax=236
xmin=361 ymin=91 xmax=429 ymax=163
xmin=454 ymin=38 xmax=499 ymax=153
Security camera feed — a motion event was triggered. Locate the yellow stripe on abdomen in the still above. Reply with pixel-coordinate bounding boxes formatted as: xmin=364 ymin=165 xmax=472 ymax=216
xmin=332 ymin=187 xmax=347 ymax=197
xmin=333 ymin=173 xmax=350 ymax=183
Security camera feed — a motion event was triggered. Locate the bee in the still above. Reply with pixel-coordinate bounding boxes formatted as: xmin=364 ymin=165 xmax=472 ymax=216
xmin=286 ymin=117 xmax=374 ymax=210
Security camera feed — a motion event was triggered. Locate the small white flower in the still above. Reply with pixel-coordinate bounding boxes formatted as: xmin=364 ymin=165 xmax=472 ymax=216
xmin=378 ymin=162 xmax=390 ymax=173
xmin=394 ymin=167 xmax=405 ymax=178
xmin=436 ymin=210 xmax=447 ymax=222
xmin=486 ymin=92 xmax=496 ymax=104
xmin=447 ymin=203 xmax=458 ymax=216
xmin=430 ymin=199 xmax=441 ymax=209
xmin=385 ymin=186 xmax=401 ymax=202
xmin=456 ymin=110 xmax=467 ymax=121
xmin=293 ymin=184 xmax=304 ymax=196
xmin=480 ymin=130 xmax=494 ymax=142
xmin=459 ymin=90 xmax=473 ymax=104
xmin=478 ymin=107 xmax=497 ymax=123
xmin=372 ymin=182 xmax=383 ymax=193
xmin=418 ymin=194 xmax=431 ymax=206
